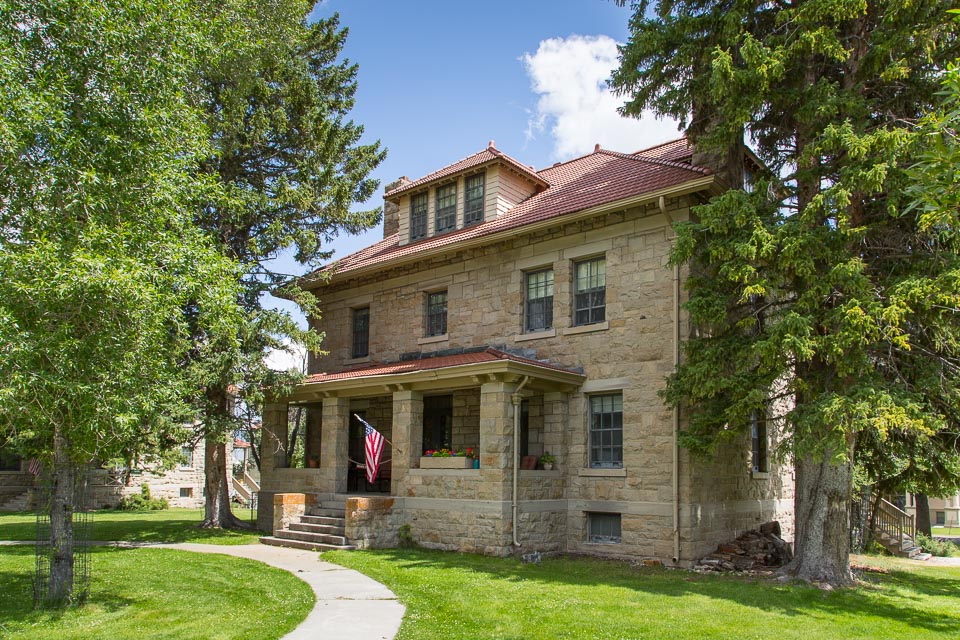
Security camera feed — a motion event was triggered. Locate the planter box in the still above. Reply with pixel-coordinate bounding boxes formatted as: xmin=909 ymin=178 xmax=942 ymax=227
xmin=420 ymin=456 xmax=474 ymax=470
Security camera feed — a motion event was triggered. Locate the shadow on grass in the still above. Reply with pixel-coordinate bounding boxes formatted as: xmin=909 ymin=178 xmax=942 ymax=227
xmin=340 ymin=548 xmax=960 ymax=636
xmin=0 ymin=546 xmax=134 ymax=629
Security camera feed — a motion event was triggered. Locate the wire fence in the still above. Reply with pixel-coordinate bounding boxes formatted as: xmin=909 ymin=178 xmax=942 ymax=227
xmin=33 ymin=468 xmax=92 ymax=607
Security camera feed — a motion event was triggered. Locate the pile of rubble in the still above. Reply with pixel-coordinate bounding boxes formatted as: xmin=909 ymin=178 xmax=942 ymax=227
xmin=693 ymin=521 xmax=793 ymax=573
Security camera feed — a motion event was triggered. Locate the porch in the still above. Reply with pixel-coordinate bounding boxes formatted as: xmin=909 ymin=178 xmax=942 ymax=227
xmin=257 ymin=348 xmax=584 ymax=554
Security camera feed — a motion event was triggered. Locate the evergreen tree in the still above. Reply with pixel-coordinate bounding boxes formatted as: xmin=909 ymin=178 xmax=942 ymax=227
xmin=612 ymin=1 xmax=960 ymax=585
xmin=192 ymin=1 xmax=385 ymax=528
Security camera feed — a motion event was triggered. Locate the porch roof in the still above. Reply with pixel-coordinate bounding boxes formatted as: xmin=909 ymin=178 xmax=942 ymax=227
xmin=287 ymin=348 xmax=585 ymax=400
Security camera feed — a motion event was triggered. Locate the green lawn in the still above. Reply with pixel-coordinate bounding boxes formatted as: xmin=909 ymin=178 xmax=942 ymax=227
xmin=0 ymin=545 xmax=312 ymax=639
xmin=0 ymin=508 xmax=261 ymax=545
xmin=326 ymin=549 xmax=960 ymax=640
xmin=933 ymin=526 xmax=960 ymax=536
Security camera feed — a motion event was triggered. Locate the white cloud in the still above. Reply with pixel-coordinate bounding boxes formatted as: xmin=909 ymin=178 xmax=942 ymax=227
xmin=521 ymin=35 xmax=680 ymax=160
xmin=265 ymin=338 xmax=307 ymax=373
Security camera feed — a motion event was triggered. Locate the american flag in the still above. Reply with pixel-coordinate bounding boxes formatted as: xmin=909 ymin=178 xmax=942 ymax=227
xmin=27 ymin=458 xmax=42 ymax=476
xmin=355 ymin=414 xmax=385 ymax=484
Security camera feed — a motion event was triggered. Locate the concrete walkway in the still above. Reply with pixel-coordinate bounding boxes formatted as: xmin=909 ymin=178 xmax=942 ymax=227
xmin=166 ymin=543 xmax=404 ymax=640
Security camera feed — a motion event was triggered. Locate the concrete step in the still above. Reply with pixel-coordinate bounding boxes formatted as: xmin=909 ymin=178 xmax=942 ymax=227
xmin=276 ymin=529 xmax=350 ymax=546
xmin=308 ymin=507 xmax=346 ymax=518
xmin=259 ymin=536 xmax=356 ymax=552
xmin=290 ymin=522 xmax=345 ymax=536
xmin=301 ymin=515 xmax=345 ymax=527
xmin=914 ymin=552 xmax=932 ymax=561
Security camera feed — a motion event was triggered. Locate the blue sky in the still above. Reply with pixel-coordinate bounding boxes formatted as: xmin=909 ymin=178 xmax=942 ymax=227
xmin=266 ymin=1 xmax=682 ymax=365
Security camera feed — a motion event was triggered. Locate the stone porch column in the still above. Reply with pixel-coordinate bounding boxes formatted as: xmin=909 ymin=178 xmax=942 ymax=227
xmin=479 ymin=380 xmax=517 ymax=501
xmin=320 ymin=396 xmax=350 ymax=494
xmin=257 ymin=402 xmax=287 ymax=530
xmin=391 ymin=389 xmax=423 ymax=496
xmin=542 ymin=392 xmax=569 ymax=468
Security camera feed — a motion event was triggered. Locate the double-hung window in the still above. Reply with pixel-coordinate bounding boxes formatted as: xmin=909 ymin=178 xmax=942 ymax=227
xmin=410 ymin=193 xmax=428 ymax=241
xmin=751 ymin=411 xmax=768 ymax=473
xmin=425 ymin=290 xmax=448 ymax=337
xmin=352 ymin=306 xmax=370 ymax=358
xmin=525 ymin=269 xmax=553 ymax=332
xmin=464 ymin=173 xmax=485 ymax=226
xmin=573 ymin=257 xmax=606 ymax=326
xmin=589 ymin=393 xmax=622 ymax=468
xmin=435 ymin=183 xmax=457 ymax=234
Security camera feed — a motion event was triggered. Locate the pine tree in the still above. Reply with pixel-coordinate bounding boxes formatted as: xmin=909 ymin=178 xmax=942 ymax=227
xmin=612 ymin=1 xmax=960 ymax=585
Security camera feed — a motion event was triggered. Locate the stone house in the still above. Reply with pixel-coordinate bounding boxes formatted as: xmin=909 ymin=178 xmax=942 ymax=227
xmin=0 ymin=440 xmax=214 ymax=511
xmin=905 ymin=492 xmax=960 ymax=528
xmin=258 ymin=138 xmax=794 ymax=564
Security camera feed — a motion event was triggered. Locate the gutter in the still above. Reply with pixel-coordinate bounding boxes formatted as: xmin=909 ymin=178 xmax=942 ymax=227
xmin=660 ymin=196 xmax=682 ymax=564
xmin=512 ymin=375 xmax=531 ymax=547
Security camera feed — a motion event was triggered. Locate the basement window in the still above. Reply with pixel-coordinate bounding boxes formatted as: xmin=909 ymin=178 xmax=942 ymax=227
xmin=180 ymin=488 xmax=193 ymax=498
xmin=587 ymin=512 xmax=621 ymax=544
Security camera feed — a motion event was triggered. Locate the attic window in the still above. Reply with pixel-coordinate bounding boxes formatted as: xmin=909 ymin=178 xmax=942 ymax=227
xmin=435 ymin=183 xmax=457 ymax=234
xmin=410 ymin=193 xmax=428 ymax=241
xmin=464 ymin=173 xmax=485 ymax=226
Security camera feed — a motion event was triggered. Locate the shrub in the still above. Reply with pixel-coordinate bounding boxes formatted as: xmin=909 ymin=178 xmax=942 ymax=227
xmin=119 ymin=484 xmax=169 ymax=511
xmin=916 ymin=532 xmax=959 ymax=557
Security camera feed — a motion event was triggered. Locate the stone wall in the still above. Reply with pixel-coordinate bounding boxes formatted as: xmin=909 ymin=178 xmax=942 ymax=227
xmin=345 ymin=496 xmax=403 ymax=549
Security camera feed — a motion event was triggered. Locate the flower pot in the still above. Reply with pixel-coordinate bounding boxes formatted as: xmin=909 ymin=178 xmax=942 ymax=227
xmin=420 ymin=456 xmax=474 ymax=469
xmin=543 ymin=462 xmax=554 ymax=471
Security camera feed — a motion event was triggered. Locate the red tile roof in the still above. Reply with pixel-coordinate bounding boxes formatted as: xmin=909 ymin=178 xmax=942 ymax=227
xmin=633 ymin=137 xmax=693 ymax=163
xmin=384 ymin=146 xmax=548 ymax=199
xmin=304 ymin=138 xmax=710 ymax=282
xmin=303 ymin=348 xmax=581 ymax=384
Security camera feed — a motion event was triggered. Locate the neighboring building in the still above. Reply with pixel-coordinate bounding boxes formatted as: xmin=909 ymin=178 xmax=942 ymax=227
xmin=0 ymin=440 xmax=215 ymax=511
xmin=905 ymin=492 xmax=960 ymax=528
xmin=258 ymin=138 xmax=794 ymax=564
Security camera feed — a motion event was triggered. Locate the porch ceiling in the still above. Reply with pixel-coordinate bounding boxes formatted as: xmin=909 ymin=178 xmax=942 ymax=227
xmin=285 ymin=348 xmax=585 ymax=401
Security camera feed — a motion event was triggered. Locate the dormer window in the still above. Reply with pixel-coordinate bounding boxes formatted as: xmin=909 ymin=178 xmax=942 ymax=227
xmin=410 ymin=193 xmax=428 ymax=241
xmin=464 ymin=173 xmax=485 ymax=226
xmin=435 ymin=183 xmax=457 ymax=234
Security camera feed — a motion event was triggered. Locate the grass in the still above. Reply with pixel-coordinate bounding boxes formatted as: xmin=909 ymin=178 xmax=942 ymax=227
xmin=933 ymin=526 xmax=960 ymax=536
xmin=325 ymin=548 xmax=960 ymax=640
xmin=0 ymin=545 xmax=312 ymax=639
xmin=0 ymin=508 xmax=261 ymax=545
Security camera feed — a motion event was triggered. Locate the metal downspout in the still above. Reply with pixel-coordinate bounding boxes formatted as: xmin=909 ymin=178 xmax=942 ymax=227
xmin=512 ymin=376 xmax=531 ymax=547
xmin=660 ymin=195 xmax=682 ymax=564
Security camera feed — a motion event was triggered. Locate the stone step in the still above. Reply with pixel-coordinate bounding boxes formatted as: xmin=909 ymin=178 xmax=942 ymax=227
xmin=259 ymin=536 xmax=356 ymax=552
xmin=290 ymin=522 xmax=345 ymax=536
xmin=301 ymin=515 xmax=345 ymax=527
xmin=308 ymin=507 xmax=345 ymax=518
xmin=276 ymin=529 xmax=350 ymax=546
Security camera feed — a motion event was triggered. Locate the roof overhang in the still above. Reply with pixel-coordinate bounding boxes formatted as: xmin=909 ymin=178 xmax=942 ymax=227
xmin=280 ymin=357 xmax=585 ymax=403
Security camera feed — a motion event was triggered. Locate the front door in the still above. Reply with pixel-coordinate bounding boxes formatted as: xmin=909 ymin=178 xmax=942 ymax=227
xmin=347 ymin=412 xmax=390 ymax=493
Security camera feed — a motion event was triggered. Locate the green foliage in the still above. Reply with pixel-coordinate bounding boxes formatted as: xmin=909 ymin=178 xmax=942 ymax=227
xmin=915 ymin=532 xmax=960 ymax=557
xmin=0 ymin=0 xmax=242 ymax=467
xmin=118 ymin=484 xmax=169 ymax=512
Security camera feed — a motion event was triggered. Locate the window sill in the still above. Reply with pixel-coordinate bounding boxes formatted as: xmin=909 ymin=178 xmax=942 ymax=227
xmin=514 ymin=328 xmax=556 ymax=342
xmin=579 ymin=468 xmax=626 ymax=478
xmin=418 ymin=333 xmax=448 ymax=345
xmin=751 ymin=470 xmax=770 ymax=479
xmin=345 ymin=355 xmax=371 ymax=366
xmin=562 ymin=321 xmax=609 ymax=336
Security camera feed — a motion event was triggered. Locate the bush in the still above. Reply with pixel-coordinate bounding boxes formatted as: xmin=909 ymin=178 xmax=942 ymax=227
xmin=916 ymin=532 xmax=959 ymax=557
xmin=119 ymin=484 xmax=169 ymax=511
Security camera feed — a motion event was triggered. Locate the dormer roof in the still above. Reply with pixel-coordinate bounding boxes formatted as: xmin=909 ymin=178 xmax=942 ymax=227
xmin=384 ymin=144 xmax=549 ymax=200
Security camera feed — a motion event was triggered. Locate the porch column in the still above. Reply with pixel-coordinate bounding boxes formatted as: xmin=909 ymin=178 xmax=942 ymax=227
xmin=320 ymin=396 xmax=350 ymax=494
xmin=479 ymin=380 xmax=517 ymax=501
xmin=542 ymin=392 xmax=569 ymax=468
xmin=391 ymin=389 xmax=423 ymax=496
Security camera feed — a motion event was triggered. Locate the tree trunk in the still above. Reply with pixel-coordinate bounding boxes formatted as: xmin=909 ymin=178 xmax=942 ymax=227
xmin=784 ymin=442 xmax=855 ymax=586
xmin=201 ymin=436 xmax=247 ymax=529
xmin=916 ymin=493 xmax=932 ymax=537
xmin=48 ymin=430 xmax=75 ymax=605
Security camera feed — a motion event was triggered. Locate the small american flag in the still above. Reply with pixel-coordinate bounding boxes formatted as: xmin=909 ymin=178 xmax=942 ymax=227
xmin=27 ymin=458 xmax=42 ymax=476
xmin=355 ymin=414 xmax=385 ymax=484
